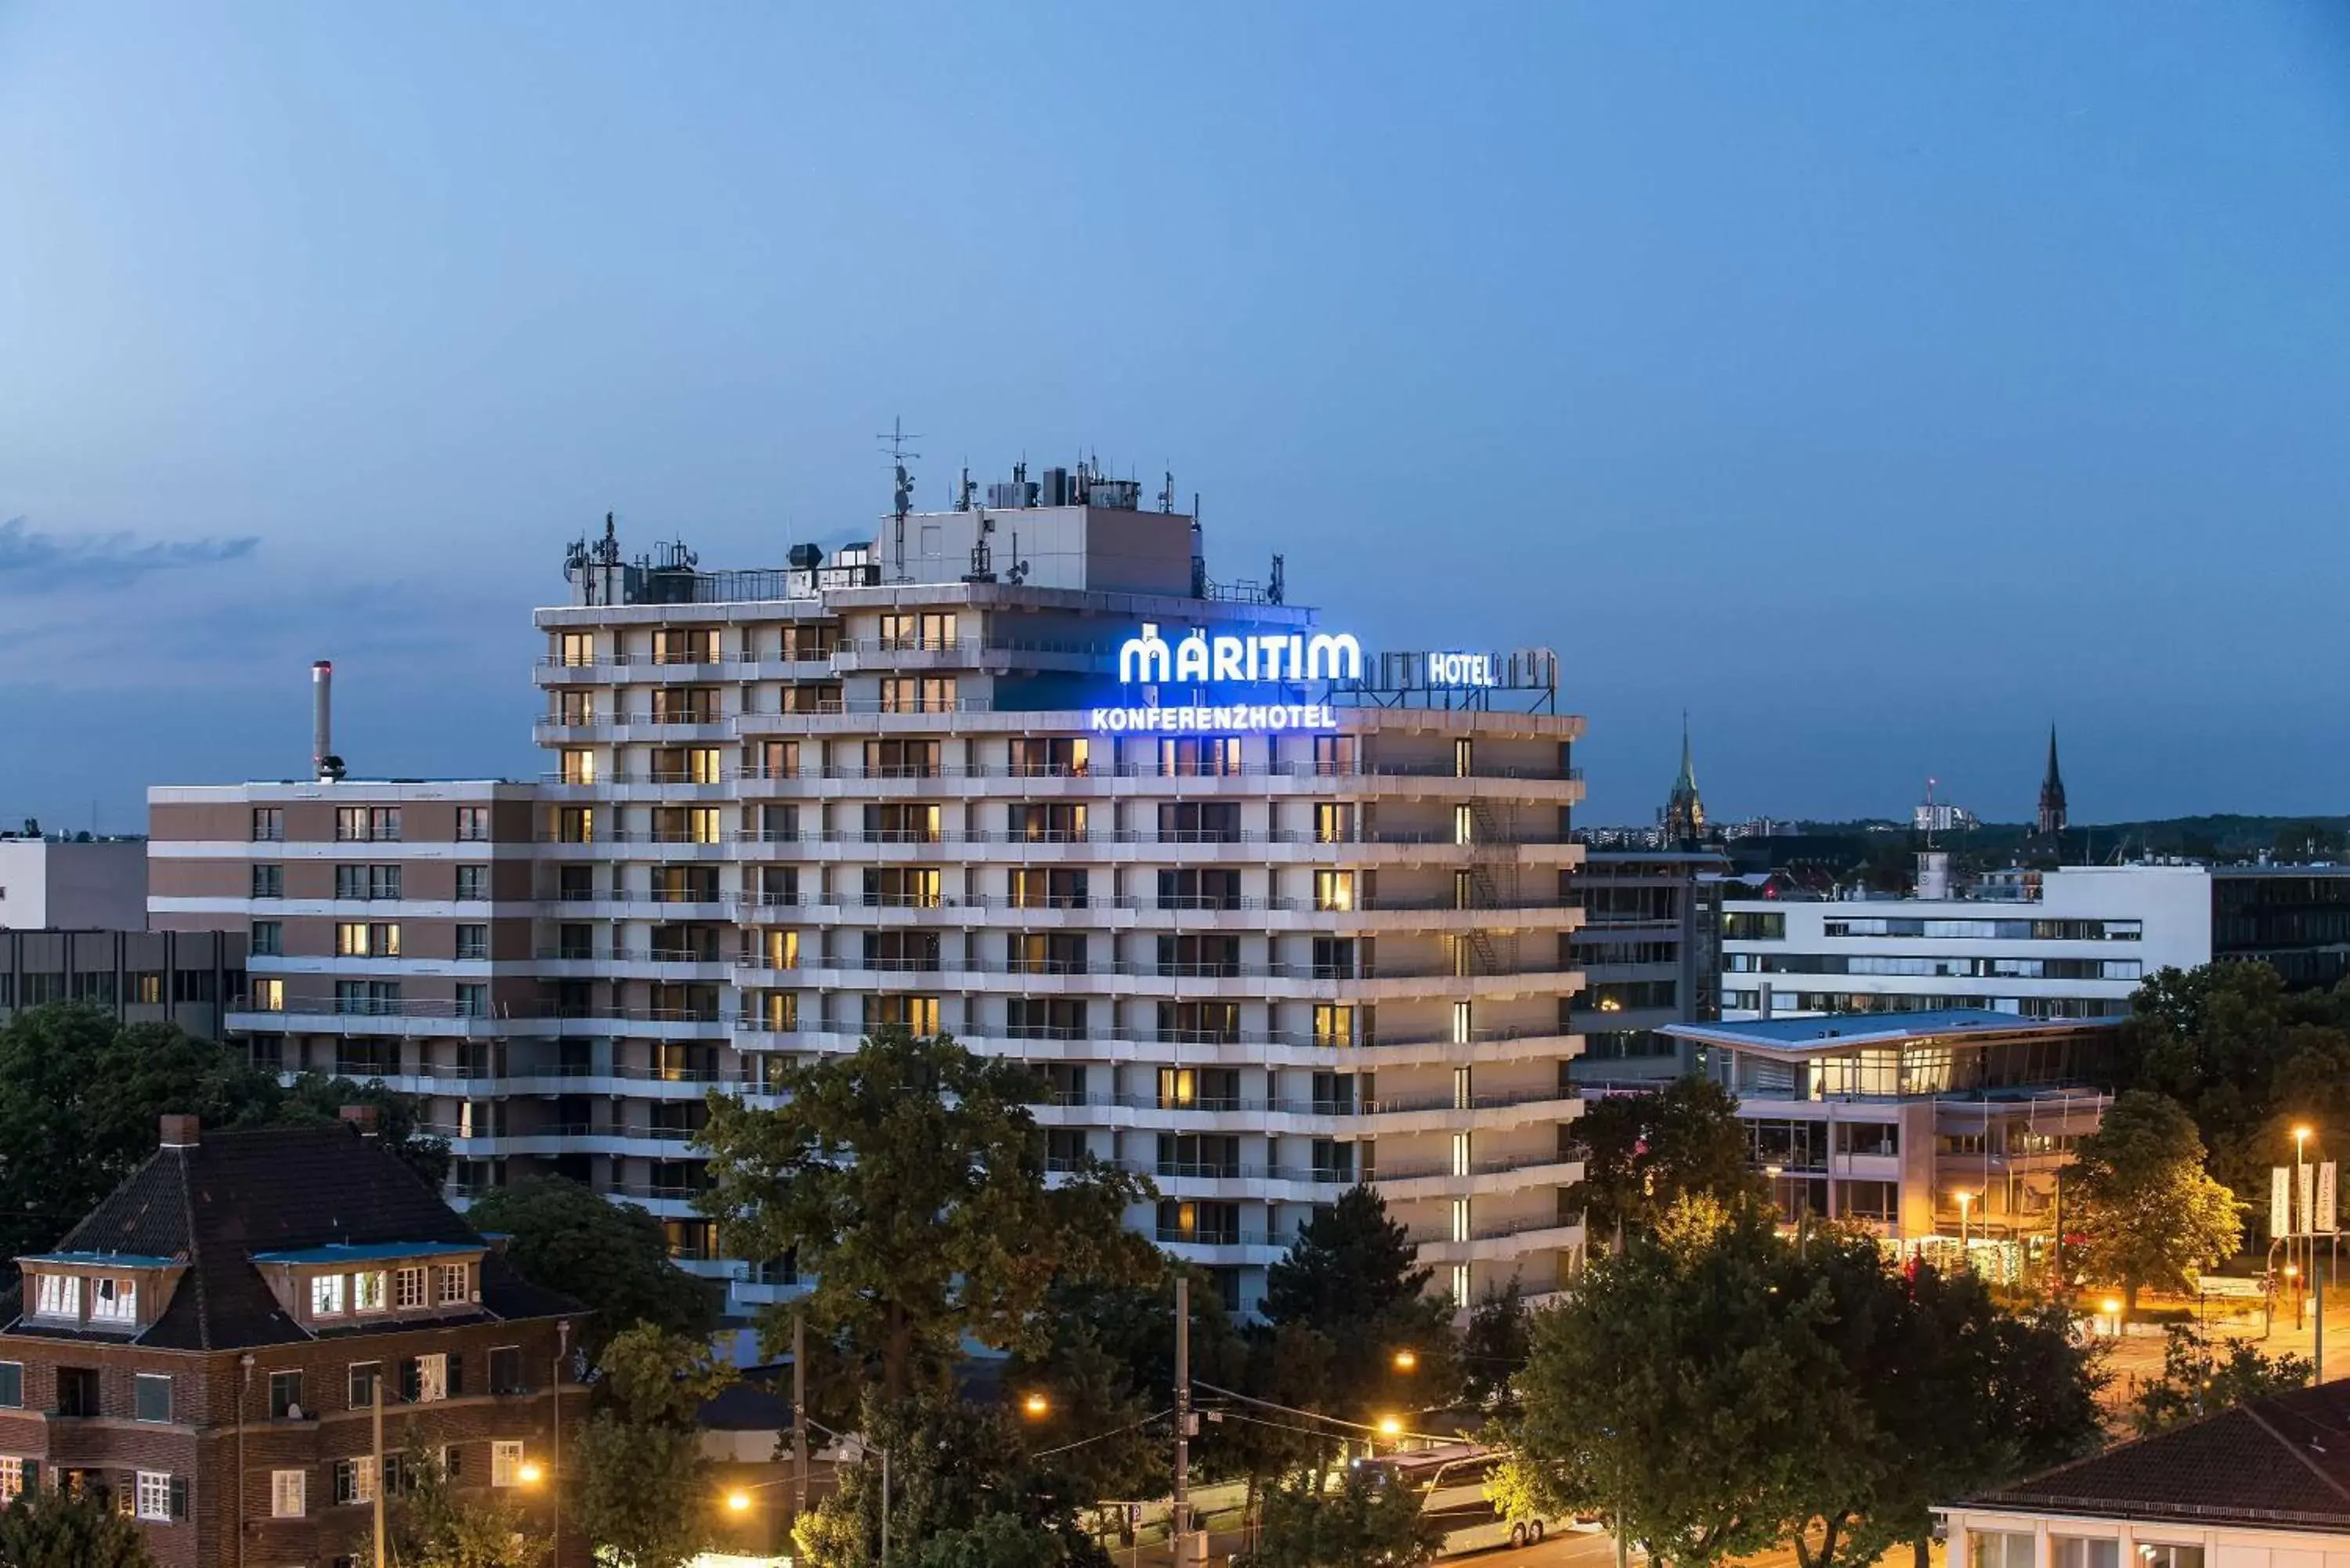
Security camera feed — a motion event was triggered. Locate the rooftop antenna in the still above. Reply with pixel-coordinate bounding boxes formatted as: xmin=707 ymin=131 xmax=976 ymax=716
xmin=956 ymin=464 xmax=975 ymax=511
xmin=878 ymin=417 xmax=922 ymax=578
xmin=1159 ymin=468 xmax=1176 ymax=513
xmin=1268 ymin=553 xmax=1285 ymax=606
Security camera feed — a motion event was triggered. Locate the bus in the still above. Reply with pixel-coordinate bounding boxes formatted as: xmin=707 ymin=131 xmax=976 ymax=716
xmin=1358 ymin=1444 xmax=1560 ymax=1555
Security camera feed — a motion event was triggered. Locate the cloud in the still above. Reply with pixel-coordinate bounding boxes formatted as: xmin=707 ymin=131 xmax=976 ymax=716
xmin=0 ymin=516 xmax=258 ymax=591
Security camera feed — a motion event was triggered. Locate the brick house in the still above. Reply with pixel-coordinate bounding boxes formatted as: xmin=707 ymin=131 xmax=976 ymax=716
xmin=0 ymin=1109 xmax=588 ymax=1568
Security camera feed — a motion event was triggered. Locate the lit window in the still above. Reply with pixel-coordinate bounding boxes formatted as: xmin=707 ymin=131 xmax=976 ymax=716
xmin=134 ymin=1470 xmax=172 ymax=1521
xmin=394 ymin=1267 xmax=427 ymax=1310
xmin=252 ymin=978 xmax=285 ymax=1012
xmin=0 ymin=1458 xmax=22 ymax=1501
xmin=353 ymin=1271 xmax=386 ymax=1315
xmin=414 ymin=1353 xmax=448 ymax=1403
xmin=34 ymin=1274 xmax=79 ymax=1320
xmin=437 ymin=1263 xmax=471 ymax=1306
xmin=311 ymin=1275 xmax=345 ymax=1317
xmin=335 ymin=1456 xmax=376 ymax=1505
xmin=490 ymin=1442 xmax=524 ymax=1488
xmin=1313 ymin=870 xmax=1356 ymax=912
xmin=89 ymin=1276 xmax=136 ymax=1324
xmin=272 ymin=1469 xmax=305 ymax=1519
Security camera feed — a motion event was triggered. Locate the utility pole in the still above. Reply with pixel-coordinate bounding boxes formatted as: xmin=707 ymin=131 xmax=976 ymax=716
xmin=372 ymin=1373 xmax=386 ymax=1568
xmin=553 ymin=1318 xmax=570 ymax=1567
xmin=792 ymin=1313 xmax=808 ymax=1531
xmin=1174 ymin=1274 xmax=1191 ymax=1563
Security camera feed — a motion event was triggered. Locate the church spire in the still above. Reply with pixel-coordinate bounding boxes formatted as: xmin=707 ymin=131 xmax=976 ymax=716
xmin=2037 ymin=724 xmax=2068 ymax=839
xmin=1664 ymin=711 xmax=1706 ymax=846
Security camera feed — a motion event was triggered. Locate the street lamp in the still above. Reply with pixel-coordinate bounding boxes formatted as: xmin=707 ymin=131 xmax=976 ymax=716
xmin=1391 ymin=1349 xmax=1418 ymax=1373
xmin=2296 ymin=1125 xmax=2316 ymax=1299
xmin=1377 ymin=1416 xmax=1403 ymax=1438
xmin=517 ymin=1460 xmax=544 ymax=1486
xmin=2102 ymin=1297 xmax=2122 ymax=1337
xmin=1955 ymin=1190 xmax=1974 ymax=1255
xmin=1022 ymin=1393 xmax=1051 ymax=1419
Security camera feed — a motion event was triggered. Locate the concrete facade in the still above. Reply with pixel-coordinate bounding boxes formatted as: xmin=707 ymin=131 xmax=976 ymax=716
xmin=0 ymin=837 xmax=148 ymax=930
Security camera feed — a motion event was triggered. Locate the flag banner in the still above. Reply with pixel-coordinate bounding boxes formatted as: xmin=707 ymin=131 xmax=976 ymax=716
xmin=2301 ymin=1165 xmax=2317 ymax=1240
xmin=2275 ymin=1166 xmax=2293 ymax=1241
xmin=2320 ymin=1162 xmax=2338 ymax=1234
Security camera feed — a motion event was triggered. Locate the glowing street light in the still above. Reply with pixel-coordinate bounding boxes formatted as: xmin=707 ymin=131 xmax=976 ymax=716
xmin=725 ymin=1490 xmax=753 ymax=1514
xmin=1377 ymin=1416 xmax=1403 ymax=1438
xmin=1392 ymin=1349 xmax=1418 ymax=1373
xmin=517 ymin=1460 xmax=544 ymax=1486
xmin=1954 ymin=1190 xmax=1974 ymax=1252
xmin=1021 ymin=1392 xmax=1051 ymax=1419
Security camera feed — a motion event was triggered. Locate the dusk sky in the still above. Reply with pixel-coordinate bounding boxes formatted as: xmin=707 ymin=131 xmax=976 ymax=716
xmin=6 ymin=4 xmax=2349 ymax=830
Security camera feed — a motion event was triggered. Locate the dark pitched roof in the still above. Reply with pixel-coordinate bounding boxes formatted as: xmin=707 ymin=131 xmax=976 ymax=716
xmin=15 ymin=1125 xmax=580 ymax=1351
xmin=1965 ymin=1382 xmax=2350 ymax=1533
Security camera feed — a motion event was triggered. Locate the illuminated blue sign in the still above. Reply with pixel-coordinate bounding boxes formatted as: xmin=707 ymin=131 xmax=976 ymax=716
xmin=1116 ymin=623 xmax=1362 ymax=684
xmin=1090 ymin=702 xmax=1336 ymax=734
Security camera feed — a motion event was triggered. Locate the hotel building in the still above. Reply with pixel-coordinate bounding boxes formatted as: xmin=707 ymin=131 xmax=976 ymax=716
xmin=150 ymin=474 xmax=1589 ymax=1318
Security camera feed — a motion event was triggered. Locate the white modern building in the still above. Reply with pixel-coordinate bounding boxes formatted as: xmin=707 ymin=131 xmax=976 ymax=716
xmin=0 ymin=835 xmax=148 ymax=930
xmin=1721 ymin=864 xmax=2215 ymax=1023
xmin=152 ymin=467 xmax=1592 ymax=1320
xmin=1662 ymin=1010 xmax=2116 ymax=1257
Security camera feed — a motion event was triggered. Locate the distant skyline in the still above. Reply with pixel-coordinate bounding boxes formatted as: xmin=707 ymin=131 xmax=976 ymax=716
xmin=6 ymin=3 xmax=2350 ymax=830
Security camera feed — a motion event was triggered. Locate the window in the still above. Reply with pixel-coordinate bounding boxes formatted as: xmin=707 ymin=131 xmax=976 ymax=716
xmin=1969 ymin=1532 xmax=2034 ymax=1568
xmin=335 ymin=806 xmax=400 ymax=842
xmin=269 ymin=1370 xmax=303 ymax=1419
xmin=334 ymin=922 xmax=400 ymax=958
xmin=491 ymin=1442 xmax=525 ymax=1488
xmin=456 ymin=864 xmax=490 ymax=901
xmin=133 ymin=1374 xmax=172 ymax=1422
xmin=1314 ymin=803 xmax=1356 ymax=844
xmin=457 ymin=805 xmax=490 ymax=841
xmin=456 ymin=924 xmax=489 ymax=960
xmin=0 ymin=1458 xmax=23 ymax=1501
xmin=311 ymin=1274 xmax=345 ymax=1317
xmin=489 ymin=1346 xmax=522 ymax=1395
xmin=250 ymin=919 xmax=283 ymax=956
xmin=251 ymin=977 xmax=285 ymax=1013
xmin=334 ymin=1456 xmax=375 ymax=1505
xmin=348 ymin=1363 xmax=381 ymax=1410
xmin=2134 ymin=1549 xmax=2202 ymax=1568
xmin=409 ymin=1353 xmax=449 ymax=1403
xmin=353 ymin=1271 xmax=387 ymax=1314
xmin=0 ymin=1364 xmax=20 ymax=1408
xmin=251 ymin=807 xmax=284 ymax=841
xmin=251 ymin=864 xmax=283 ymax=899
xmin=1313 ymin=870 xmax=1356 ymax=912
xmin=272 ymin=1469 xmax=306 ymax=1519
xmin=438 ymin=1263 xmax=471 ymax=1306
xmin=34 ymin=1273 xmax=79 ymax=1319
xmin=394 ymin=1266 xmax=427 ymax=1310
xmin=558 ymin=630 xmax=593 ymax=667
xmin=56 ymin=1367 xmax=99 ymax=1417
xmin=457 ymin=983 xmax=489 ymax=1019
xmin=135 ymin=1470 xmax=172 ymax=1522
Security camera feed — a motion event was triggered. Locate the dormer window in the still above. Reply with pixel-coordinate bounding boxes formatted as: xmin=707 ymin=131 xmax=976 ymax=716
xmin=436 ymin=1263 xmax=471 ymax=1306
xmin=394 ymin=1266 xmax=426 ymax=1310
xmin=33 ymin=1274 xmax=79 ymax=1320
xmin=354 ymin=1271 xmax=387 ymax=1314
xmin=89 ymin=1277 xmax=136 ymax=1325
xmin=310 ymin=1275 xmax=345 ymax=1317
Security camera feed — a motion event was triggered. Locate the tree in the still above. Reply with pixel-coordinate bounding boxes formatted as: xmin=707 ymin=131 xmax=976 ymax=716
xmin=696 ymin=1026 xmax=1156 ymax=1404
xmin=1517 ymin=1198 xmax=1835 ymax=1568
xmin=2128 ymin=1326 xmax=2311 ymax=1436
xmin=1780 ymin=1229 xmax=2105 ymax=1568
xmin=916 ymin=1512 xmax=1090 ymax=1568
xmin=360 ymin=1440 xmax=546 ymax=1568
xmin=1460 ymin=1280 xmax=1531 ymax=1413
xmin=1564 ymin=1076 xmax=1767 ymax=1245
xmin=0 ymin=1005 xmax=447 ymax=1274
xmin=2069 ymin=1089 xmax=2243 ymax=1314
xmin=1254 ymin=1469 xmax=1444 ymax=1568
xmin=569 ymin=1324 xmax=737 ymax=1568
xmin=465 ymin=1175 xmax=718 ymax=1356
xmin=0 ymin=1484 xmax=155 ymax=1568
xmin=1263 ymin=1185 xmax=1461 ymax=1422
